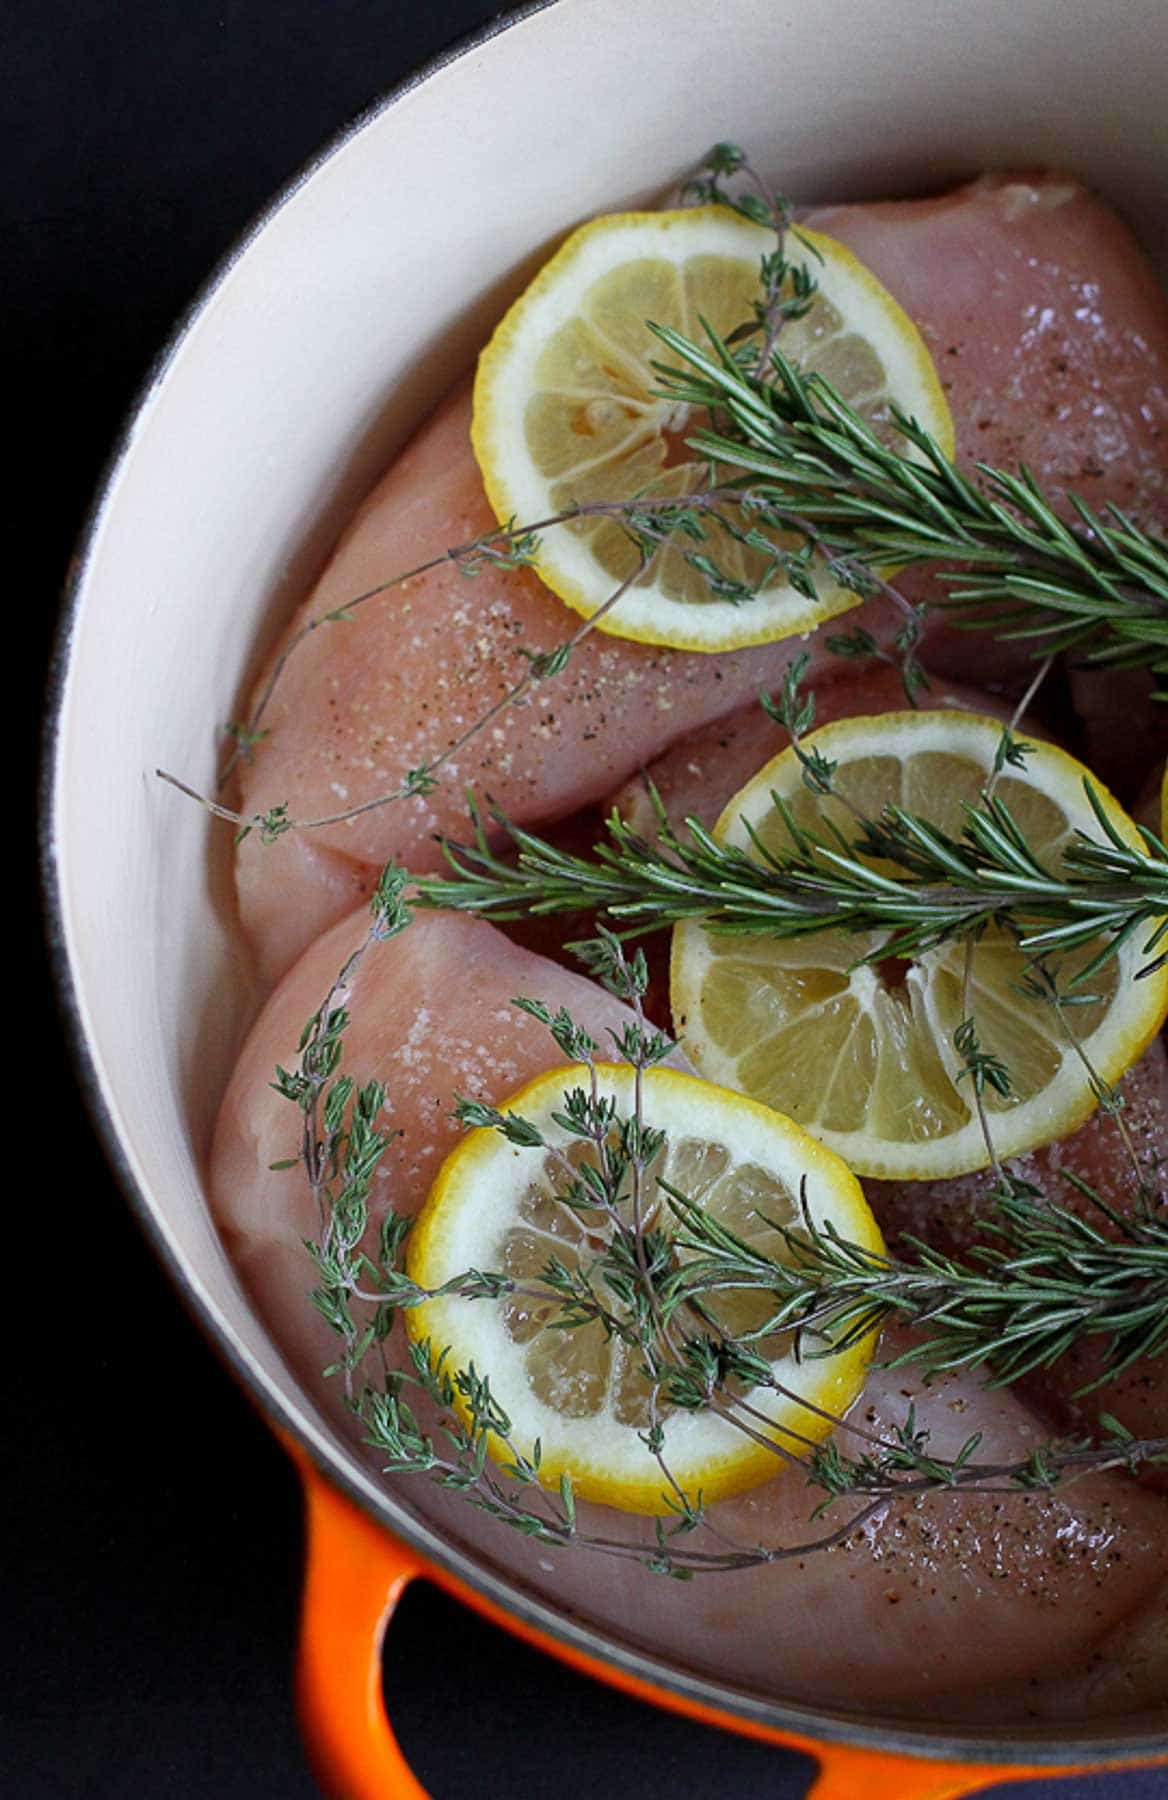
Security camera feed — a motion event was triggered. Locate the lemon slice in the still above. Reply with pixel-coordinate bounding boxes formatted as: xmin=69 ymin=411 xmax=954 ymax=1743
xmin=671 ymin=711 xmax=1168 ymax=1180
xmin=405 ymin=1063 xmax=882 ymax=1514
xmin=472 ymin=206 xmax=953 ymax=652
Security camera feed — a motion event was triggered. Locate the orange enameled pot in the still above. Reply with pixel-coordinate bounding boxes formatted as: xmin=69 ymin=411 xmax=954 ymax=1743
xmin=289 ymin=1448 xmax=1161 ymax=1798
xmin=46 ymin=2 xmax=1168 ymax=1793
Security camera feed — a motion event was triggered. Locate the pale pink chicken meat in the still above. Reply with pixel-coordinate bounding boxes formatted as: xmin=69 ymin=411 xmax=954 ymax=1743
xmin=212 ymin=907 xmax=648 ymax=1397
xmin=807 ymin=174 xmax=1168 ymax=531
xmin=210 ymin=906 xmax=1168 ymax=1717
xmin=233 ymin=382 xmax=847 ymax=987
xmin=234 ymin=172 xmax=1168 ymax=985
xmin=639 ymin=1333 xmax=1168 ymax=1718
xmin=807 ymin=175 xmax=1168 ymax=672
xmin=609 ymin=663 xmax=1017 ymax=847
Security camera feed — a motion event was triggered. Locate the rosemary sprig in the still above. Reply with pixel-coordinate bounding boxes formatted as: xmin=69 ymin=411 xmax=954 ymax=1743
xmin=417 ymin=774 xmax=1168 ymax=985
xmin=662 ymin=1177 xmax=1168 ymax=1393
xmin=648 ymin=316 xmax=1168 ymax=680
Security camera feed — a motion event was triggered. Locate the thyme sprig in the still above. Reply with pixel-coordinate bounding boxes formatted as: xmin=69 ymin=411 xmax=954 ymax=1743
xmin=272 ymin=864 xmax=413 ymax=1397
xmin=283 ymin=919 xmax=1167 ymax=1577
xmin=160 ymin=541 xmax=652 ymax=842
xmin=681 ymin=139 xmax=824 ymax=380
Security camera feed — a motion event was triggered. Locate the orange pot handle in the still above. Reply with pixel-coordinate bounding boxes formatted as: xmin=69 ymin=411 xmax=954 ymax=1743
xmin=293 ymin=1455 xmax=1042 ymax=1800
xmin=805 ymin=1748 xmax=1003 ymax=1798
xmin=297 ymin=1463 xmax=431 ymax=1799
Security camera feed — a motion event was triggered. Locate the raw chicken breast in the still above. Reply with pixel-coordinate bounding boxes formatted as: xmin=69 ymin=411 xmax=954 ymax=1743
xmin=234 ymin=173 xmax=1168 ymax=982
xmin=603 ymin=1332 xmax=1168 ymax=1718
xmin=233 ymin=382 xmax=847 ymax=986
xmin=609 ymin=663 xmax=1017 ymax=847
xmin=211 ymin=906 xmax=650 ymax=1398
xmin=807 ymin=175 xmax=1168 ymax=530
xmin=210 ymin=906 xmax=1168 ymax=1718
xmin=806 ymin=174 xmax=1168 ymax=681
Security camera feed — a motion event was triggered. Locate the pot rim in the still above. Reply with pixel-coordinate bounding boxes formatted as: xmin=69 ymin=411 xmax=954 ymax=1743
xmin=40 ymin=0 xmax=1168 ymax=1768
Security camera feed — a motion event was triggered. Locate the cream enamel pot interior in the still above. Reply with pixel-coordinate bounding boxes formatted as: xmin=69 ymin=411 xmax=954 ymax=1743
xmin=47 ymin=1 xmax=1168 ymax=1794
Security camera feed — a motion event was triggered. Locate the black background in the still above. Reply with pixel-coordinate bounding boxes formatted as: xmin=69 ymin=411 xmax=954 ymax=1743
xmin=17 ymin=2 xmax=1168 ymax=1794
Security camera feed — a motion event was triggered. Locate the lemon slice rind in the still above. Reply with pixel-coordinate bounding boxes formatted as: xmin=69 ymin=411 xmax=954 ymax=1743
xmin=405 ymin=1063 xmax=882 ymax=1514
xmin=472 ymin=207 xmax=954 ymax=653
